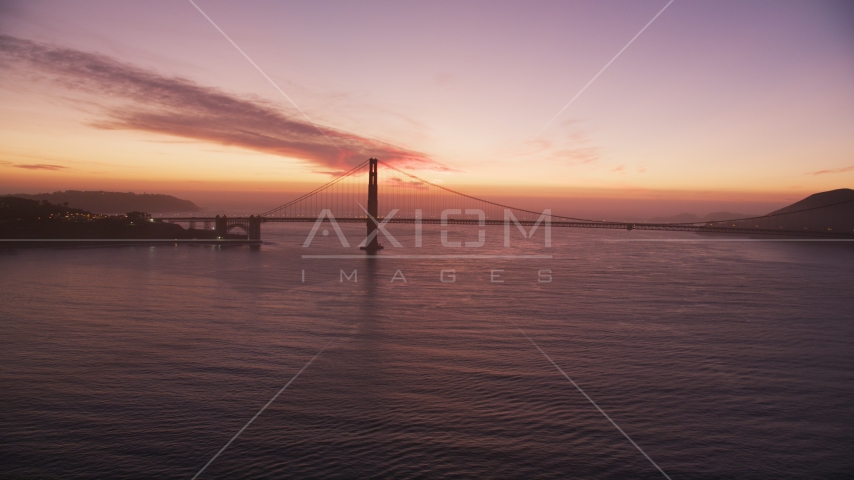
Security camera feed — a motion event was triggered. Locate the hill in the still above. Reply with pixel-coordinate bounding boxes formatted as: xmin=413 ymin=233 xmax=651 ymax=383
xmin=647 ymin=211 xmax=755 ymax=224
xmin=768 ymin=189 xmax=854 ymax=216
xmin=0 ymin=197 xmax=234 ymax=240
xmin=724 ymin=189 xmax=854 ymax=233
xmin=2 ymin=191 xmax=199 ymax=214
xmin=0 ymin=196 xmax=95 ymax=222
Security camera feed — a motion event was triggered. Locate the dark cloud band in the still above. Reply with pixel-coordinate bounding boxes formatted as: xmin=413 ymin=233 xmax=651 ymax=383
xmin=0 ymin=35 xmax=440 ymax=173
xmin=13 ymin=164 xmax=67 ymax=171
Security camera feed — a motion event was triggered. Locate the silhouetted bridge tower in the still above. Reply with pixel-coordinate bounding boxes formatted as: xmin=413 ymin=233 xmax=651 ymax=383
xmin=360 ymin=157 xmax=382 ymax=253
xmin=162 ymin=158 xmax=854 ymax=244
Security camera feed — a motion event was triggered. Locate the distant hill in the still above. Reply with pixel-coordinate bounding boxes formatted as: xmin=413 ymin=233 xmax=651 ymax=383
xmin=702 ymin=211 xmax=758 ymax=222
xmin=647 ymin=213 xmax=702 ymax=223
xmin=726 ymin=188 xmax=854 ymax=233
xmin=645 ymin=189 xmax=854 ymax=234
xmin=0 ymin=196 xmax=95 ymax=222
xmin=768 ymin=189 xmax=854 ymax=216
xmin=0 ymin=197 xmax=236 ymax=241
xmin=2 ymin=191 xmax=199 ymax=214
xmin=648 ymin=211 xmax=755 ymax=224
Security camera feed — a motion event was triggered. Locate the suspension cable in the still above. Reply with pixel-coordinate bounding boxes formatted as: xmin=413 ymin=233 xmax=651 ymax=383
xmin=261 ymin=159 xmax=370 ymax=216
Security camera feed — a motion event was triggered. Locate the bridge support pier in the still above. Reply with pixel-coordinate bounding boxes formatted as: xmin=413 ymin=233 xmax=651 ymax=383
xmin=215 ymin=215 xmax=227 ymax=237
xmin=360 ymin=157 xmax=383 ymax=253
xmin=249 ymin=215 xmax=262 ymax=241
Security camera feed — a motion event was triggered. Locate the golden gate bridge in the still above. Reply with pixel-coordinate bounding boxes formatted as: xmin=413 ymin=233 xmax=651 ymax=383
xmin=163 ymin=158 xmax=853 ymax=250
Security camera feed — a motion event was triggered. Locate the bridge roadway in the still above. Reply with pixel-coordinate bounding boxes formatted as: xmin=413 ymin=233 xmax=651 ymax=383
xmin=161 ymin=216 xmax=853 ymax=239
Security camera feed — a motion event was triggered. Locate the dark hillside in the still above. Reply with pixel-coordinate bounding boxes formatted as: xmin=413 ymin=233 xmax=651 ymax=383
xmin=768 ymin=189 xmax=854 ymax=215
xmin=3 ymin=191 xmax=199 ymax=214
xmin=0 ymin=197 xmax=232 ymax=240
xmin=722 ymin=189 xmax=854 ymax=233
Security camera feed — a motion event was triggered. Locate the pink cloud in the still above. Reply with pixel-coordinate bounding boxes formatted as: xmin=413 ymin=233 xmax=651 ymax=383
xmin=13 ymin=164 xmax=67 ymax=171
xmin=0 ymin=35 xmax=444 ymax=173
xmin=553 ymin=146 xmax=600 ymax=165
xmin=806 ymin=165 xmax=854 ymax=175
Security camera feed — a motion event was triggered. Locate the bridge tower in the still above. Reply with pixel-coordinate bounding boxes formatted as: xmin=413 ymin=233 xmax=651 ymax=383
xmin=361 ymin=157 xmax=383 ymax=253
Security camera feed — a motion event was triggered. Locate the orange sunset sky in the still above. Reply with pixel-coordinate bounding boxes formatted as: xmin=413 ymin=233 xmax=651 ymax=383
xmin=1 ymin=0 xmax=852 ymax=216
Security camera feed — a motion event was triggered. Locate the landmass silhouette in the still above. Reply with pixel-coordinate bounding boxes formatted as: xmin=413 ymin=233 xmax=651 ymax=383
xmin=2 ymin=191 xmax=200 ymax=214
xmin=0 ymin=197 xmax=241 ymax=242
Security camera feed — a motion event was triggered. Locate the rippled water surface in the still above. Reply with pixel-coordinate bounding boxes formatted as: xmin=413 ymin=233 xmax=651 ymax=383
xmin=2 ymin=225 xmax=853 ymax=479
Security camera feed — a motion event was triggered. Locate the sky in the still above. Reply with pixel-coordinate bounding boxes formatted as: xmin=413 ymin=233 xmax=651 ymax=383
xmin=0 ymin=0 xmax=852 ymax=215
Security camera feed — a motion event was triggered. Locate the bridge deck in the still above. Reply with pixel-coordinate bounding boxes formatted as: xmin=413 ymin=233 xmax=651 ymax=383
xmin=160 ymin=217 xmax=853 ymax=239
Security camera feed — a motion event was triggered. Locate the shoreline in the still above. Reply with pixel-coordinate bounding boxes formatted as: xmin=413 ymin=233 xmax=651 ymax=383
xmin=0 ymin=238 xmax=262 ymax=249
